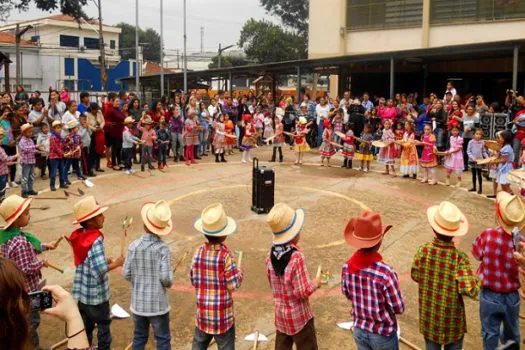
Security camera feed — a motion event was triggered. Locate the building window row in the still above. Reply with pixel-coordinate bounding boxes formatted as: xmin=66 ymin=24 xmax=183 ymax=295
xmin=59 ymin=35 xmax=116 ymax=50
xmin=346 ymin=0 xmax=525 ymax=30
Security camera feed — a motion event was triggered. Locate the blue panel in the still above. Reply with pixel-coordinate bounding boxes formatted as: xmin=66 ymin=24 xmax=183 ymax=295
xmin=77 ymin=58 xmax=101 ymax=91
xmin=64 ymin=80 xmax=75 ymax=91
xmin=107 ymin=61 xmax=130 ymax=91
xmin=64 ymin=58 xmax=74 ymax=76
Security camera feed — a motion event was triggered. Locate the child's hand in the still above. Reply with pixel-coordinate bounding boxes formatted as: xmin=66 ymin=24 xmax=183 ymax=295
xmin=46 ymin=236 xmax=63 ymax=250
xmin=315 ymin=275 xmax=322 ymax=289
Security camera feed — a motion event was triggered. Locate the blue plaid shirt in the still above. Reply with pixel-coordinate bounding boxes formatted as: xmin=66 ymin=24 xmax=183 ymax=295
xmin=123 ymin=233 xmax=173 ymax=316
xmin=72 ymin=236 xmax=110 ymax=305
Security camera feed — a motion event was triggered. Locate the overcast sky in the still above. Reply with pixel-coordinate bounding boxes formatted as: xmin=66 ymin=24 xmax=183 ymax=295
xmin=5 ymin=0 xmax=272 ymax=56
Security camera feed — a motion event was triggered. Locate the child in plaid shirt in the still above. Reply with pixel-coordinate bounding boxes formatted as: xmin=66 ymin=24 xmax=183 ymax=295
xmin=68 ymin=196 xmax=124 ymax=350
xmin=19 ymin=123 xmax=42 ymax=198
xmin=190 ymin=203 xmax=243 ymax=349
xmin=123 ymin=200 xmax=173 ymax=349
xmin=0 ymin=127 xmax=17 ymax=202
xmin=64 ymin=120 xmax=86 ymax=182
xmin=0 ymin=194 xmax=61 ymax=348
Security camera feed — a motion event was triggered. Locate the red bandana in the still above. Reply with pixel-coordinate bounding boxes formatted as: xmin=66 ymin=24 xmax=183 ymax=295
xmin=347 ymin=250 xmax=383 ymax=273
xmin=69 ymin=229 xmax=104 ymax=266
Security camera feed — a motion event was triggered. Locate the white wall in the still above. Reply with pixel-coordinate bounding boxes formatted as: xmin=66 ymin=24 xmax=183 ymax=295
xmin=308 ymin=0 xmax=345 ymax=58
xmin=346 ymin=27 xmax=422 ymax=55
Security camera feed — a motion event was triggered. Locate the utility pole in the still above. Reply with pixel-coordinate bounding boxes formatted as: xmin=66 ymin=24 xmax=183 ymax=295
xmin=135 ymin=0 xmax=140 ymax=98
xmin=95 ymin=0 xmax=107 ymax=91
xmin=200 ymin=27 xmax=204 ymax=53
xmin=217 ymin=43 xmax=234 ymax=68
xmin=15 ymin=23 xmax=32 ymax=87
xmin=160 ymin=0 xmax=164 ymax=96
xmin=176 ymin=49 xmax=180 ymax=69
xmin=183 ymin=0 xmax=187 ymax=93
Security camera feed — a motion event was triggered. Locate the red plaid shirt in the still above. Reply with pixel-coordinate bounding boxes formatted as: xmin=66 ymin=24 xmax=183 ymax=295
xmin=341 ymin=260 xmax=405 ymax=336
xmin=265 ymin=244 xmax=317 ymax=336
xmin=1 ymin=234 xmax=47 ymax=292
xmin=472 ymin=227 xmax=521 ymax=293
xmin=48 ymin=132 xmax=64 ymax=159
xmin=190 ymin=243 xmax=243 ymax=334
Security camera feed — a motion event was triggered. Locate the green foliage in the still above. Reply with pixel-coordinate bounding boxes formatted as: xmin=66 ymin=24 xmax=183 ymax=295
xmin=0 ymin=0 xmax=89 ymax=18
xmin=116 ymin=23 xmax=161 ymax=63
xmin=260 ymin=0 xmax=308 ymax=36
xmin=208 ymin=55 xmax=250 ymax=69
xmin=238 ymin=18 xmax=306 ymax=63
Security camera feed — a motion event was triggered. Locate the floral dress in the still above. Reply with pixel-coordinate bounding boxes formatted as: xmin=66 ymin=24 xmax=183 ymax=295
xmin=212 ymin=121 xmax=226 ymax=150
xmin=319 ymin=128 xmax=336 ymax=158
xmin=378 ymin=129 xmax=396 ymax=165
xmin=420 ymin=133 xmax=438 ymax=168
xmin=394 ymin=128 xmax=404 ymax=158
xmin=399 ymin=131 xmax=418 ymax=175
xmin=444 ymin=136 xmax=464 ymax=171
xmin=274 ymin=122 xmax=284 ymax=148
xmin=294 ymin=124 xmax=310 ymax=153
xmin=241 ymin=125 xmax=256 ymax=151
xmin=263 ymin=117 xmax=274 ymax=139
xmin=355 ymin=132 xmax=374 ymax=161
xmin=184 ymin=119 xmax=200 ymax=146
xmin=342 ymin=130 xmax=355 ymax=159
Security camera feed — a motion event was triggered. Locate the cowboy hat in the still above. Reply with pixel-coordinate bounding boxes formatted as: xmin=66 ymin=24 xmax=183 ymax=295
xmin=141 ymin=200 xmax=173 ymax=236
xmin=496 ymin=192 xmax=525 ymax=234
xmin=193 ymin=203 xmax=236 ymax=237
xmin=124 ymin=117 xmax=134 ymax=125
xmin=427 ymin=201 xmax=469 ymax=237
xmin=344 ymin=211 xmax=392 ymax=249
xmin=21 ymin=123 xmax=33 ymax=134
xmin=299 ymin=116 xmax=307 ymax=125
xmin=51 ymin=120 xmax=62 ymax=128
xmin=72 ymin=196 xmax=108 ymax=225
xmin=0 ymin=195 xmax=32 ymax=228
xmin=67 ymin=119 xmax=79 ymax=130
xmin=267 ymin=203 xmax=305 ymax=245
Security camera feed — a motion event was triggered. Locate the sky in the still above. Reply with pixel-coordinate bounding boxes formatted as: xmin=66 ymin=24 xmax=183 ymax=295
xmin=4 ymin=0 xmax=272 ymax=57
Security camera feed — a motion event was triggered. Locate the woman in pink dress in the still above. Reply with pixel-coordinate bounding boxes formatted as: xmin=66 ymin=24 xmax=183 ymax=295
xmin=443 ymin=125 xmax=464 ymax=187
xmin=420 ymin=124 xmax=438 ymax=185
xmin=378 ymin=119 xmax=397 ymax=176
xmin=378 ymin=99 xmax=397 ymax=126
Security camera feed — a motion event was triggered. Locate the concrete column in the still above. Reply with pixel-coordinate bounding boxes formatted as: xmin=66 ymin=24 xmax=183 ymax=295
xmin=421 ymin=0 xmax=431 ymax=48
xmin=512 ymin=45 xmax=519 ymax=91
xmin=390 ymin=58 xmax=395 ymax=100
xmin=228 ymin=72 xmax=233 ymax=92
xmin=296 ymin=66 xmax=301 ymax=102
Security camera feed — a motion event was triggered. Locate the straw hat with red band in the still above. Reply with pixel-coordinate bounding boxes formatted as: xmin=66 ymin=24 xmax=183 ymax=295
xmin=0 ymin=195 xmax=32 ymax=228
xmin=193 ymin=203 xmax=236 ymax=237
xmin=267 ymin=203 xmax=305 ymax=245
xmin=72 ymin=196 xmax=108 ymax=225
xmin=141 ymin=200 xmax=173 ymax=236
xmin=427 ymin=201 xmax=469 ymax=237
xmin=21 ymin=123 xmax=33 ymax=134
xmin=496 ymin=192 xmax=525 ymax=234
xmin=344 ymin=211 xmax=392 ymax=249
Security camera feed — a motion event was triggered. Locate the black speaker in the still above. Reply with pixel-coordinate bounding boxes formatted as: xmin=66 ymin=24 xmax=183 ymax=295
xmin=251 ymin=158 xmax=275 ymax=214
xmin=479 ymin=113 xmax=510 ymax=139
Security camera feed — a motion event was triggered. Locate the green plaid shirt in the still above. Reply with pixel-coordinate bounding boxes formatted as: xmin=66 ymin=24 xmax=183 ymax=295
xmin=411 ymin=238 xmax=480 ymax=345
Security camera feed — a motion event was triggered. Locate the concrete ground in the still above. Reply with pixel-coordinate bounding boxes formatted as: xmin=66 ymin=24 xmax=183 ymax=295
xmin=20 ymin=145 xmax=523 ymax=350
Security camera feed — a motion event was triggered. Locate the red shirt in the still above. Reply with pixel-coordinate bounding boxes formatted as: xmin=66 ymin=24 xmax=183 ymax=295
xmin=104 ymin=106 xmax=126 ymax=140
xmin=472 ymin=227 xmax=521 ymax=293
xmin=514 ymin=108 xmax=525 ymax=140
xmin=48 ymin=132 xmax=64 ymax=159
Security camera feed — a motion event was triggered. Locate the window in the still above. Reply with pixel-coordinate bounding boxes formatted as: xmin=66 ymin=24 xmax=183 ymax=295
xmin=110 ymin=40 xmax=116 ymax=50
xmin=84 ymin=37 xmax=100 ymax=49
xmin=346 ymin=0 xmax=423 ymax=30
xmin=431 ymin=0 xmax=525 ymax=24
xmin=59 ymin=35 xmax=79 ymax=48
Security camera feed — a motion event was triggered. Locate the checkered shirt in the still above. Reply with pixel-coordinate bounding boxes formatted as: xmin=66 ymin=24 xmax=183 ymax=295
xmin=190 ymin=243 xmax=243 ymax=335
xmin=341 ymin=261 xmax=404 ymax=336
xmin=72 ymin=236 xmax=111 ymax=305
xmin=64 ymin=134 xmax=81 ymax=158
xmin=18 ymin=136 xmax=37 ymax=164
xmin=48 ymin=133 xmax=64 ymax=159
xmin=0 ymin=146 xmax=16 ymax=175
xmin=265 ymin=245 xmax=317 ymax=336
xmin=472 ymin=227 xmax=521 ymax=293
xmin=411 ymin=238 xmax=480 ymax=345
xmin=0 ymin=233 xmax=47 ymax=292
xmin=123 ymin=233 xmax=173 ymax=316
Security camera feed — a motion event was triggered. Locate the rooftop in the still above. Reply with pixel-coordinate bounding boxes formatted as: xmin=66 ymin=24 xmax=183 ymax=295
xmin=0 ymin=32 xmax=35 ymax=46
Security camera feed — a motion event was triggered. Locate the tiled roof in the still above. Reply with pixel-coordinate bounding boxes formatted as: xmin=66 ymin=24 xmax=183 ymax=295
xmin=0 ymin=32 xmax=36 ymax=46
xmin=143 ymin=61 xmax=175 ymax=76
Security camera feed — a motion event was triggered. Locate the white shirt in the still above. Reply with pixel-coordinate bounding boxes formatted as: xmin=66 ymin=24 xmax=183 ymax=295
xmin=444 ymin=88 xmax=457 ymax=100
xmin=208 ymin=104 xmax=218 ymax=117
xmin=61 ymin=110 xmax=80 ymax=135
xmin=315 ymin=104 xmax=331 ymax=124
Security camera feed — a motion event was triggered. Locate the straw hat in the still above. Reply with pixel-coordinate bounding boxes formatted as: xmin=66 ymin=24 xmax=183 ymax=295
xmin=67 ymin=119 xmax=79 ymax=130
xmin=344 ymin=211 xmax=392 ymax=249
xmin=72 ymin=196 xmax=108 ymax=224
xmin=193 ymin=203 xmax=236 ymax=237
xmin=21 ymin=123 xmax=33 ymax=134
xmin=299 ymin=116 xmax=307 ymax=125
xmin=267 ymin=203 xmax=305 ymax=245
xmin=0 ymin=195 xmax=32 ymax=228
xmin=141 ymin=200 xmax=173 ymax=236
xmin=124 ymin=117 xmax=134 ymax=125
xmin=496 ymin=192 xmax=525 ymax=234
xmin=51 ymin=120 xmax=62 ymax=128
xmin=427 ymin=201 xmax=469 ymax=237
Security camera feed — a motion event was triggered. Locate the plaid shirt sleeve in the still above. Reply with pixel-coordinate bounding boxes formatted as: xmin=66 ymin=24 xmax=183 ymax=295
xmin=88 ymin=239 xmax=109 ymax=281
xmin=291 ymin=252 xmax=317 ymax=300
xmin=224 ymin=250 xmax=243 ymax=292
xmin=159 ymin=245 xmax=173 ymax=288
xmin=457 ymin=251 xmax=480 ymax=298
xmin=122 ymin=246 xmax=133 ymax=281
xmin=471 ymin=230 xmax=486 ymax=261
xmin=411 ymin=245 xmax=424 ymax=283
xmin=383 ymin=270 xmax=405 ymax=315
xmin=9 ymin=239 xmax=44 ymax=277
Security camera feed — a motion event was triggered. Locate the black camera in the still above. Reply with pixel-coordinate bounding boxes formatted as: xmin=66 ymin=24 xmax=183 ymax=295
xmin=28 ymin=291 xmax=53 ymax=311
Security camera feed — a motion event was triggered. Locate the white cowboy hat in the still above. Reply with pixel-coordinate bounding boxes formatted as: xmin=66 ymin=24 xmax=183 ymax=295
xmin=0 ymin=195 xmax=32 ymax=228
xmin=267 ymin=203 xmax=305 ymax=245
xmin=427 ymin=201 xmax=469 ymax=237
xmin=194 ymin=203 xmax=236 ymax=237
xmin=51 ymin=120 xmax=62 ymax=128
xmin=141 ymin=200 xmax=173 ymax=236
xmin=72 ymin=196 xmax=109 ymax=225
xmin=299 ymin=116 xmax=307 ymax=125
xmin=124 ymin=117 xmax=134 ymax=125
xmin=496 ymin=192 xmax=525 ymax=234
xmin=20 ymin=123 xmax=33 ymax=134
xmin=66 ymin=119 xmax=79 ymax=130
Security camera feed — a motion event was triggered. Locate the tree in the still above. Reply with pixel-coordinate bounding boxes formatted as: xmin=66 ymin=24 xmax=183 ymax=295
xmin=0 ymin=0 xmax=88 ymax=19
xmin=208 ymin=55 xmax=250 ymax=69
xmin=238 ymin=19 xmax=306 ymax=63
xmin=116 ymin=23 xmax=161 ymax=63
xmin=260 ymin=0 xmax=308 ymax=37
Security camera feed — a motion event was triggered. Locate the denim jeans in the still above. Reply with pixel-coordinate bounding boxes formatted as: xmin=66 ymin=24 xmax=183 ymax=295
xmin=132 ymin=312 xmax=171 ymax=350
xmin=317 ymin=121 xmax=324 ymax=147
xmin=65 ymin=157 xmax=82 ymax=179
xmin=199 ymin=127 xmax=209 ymax=155
xmin=122 ymin=148 xmax=133 ymax=170
xmin=0 ymin=174 xmax=6 ymax=202
xmin=78 ymin=301 xmax=112 ymax=350
xmin=425 ymin=338 xmax=463 ymax=350
xmin=513 ymin=137 xmax=523 ymax=167
xmin=141 ymin=146 xmax=153 ymax=168
xmin=49 ymin=159 xmax=66 ymax=188
xmin=21 ymin=163 xmax=35 ymax=194
xmin=158 ymin=144 xmax=167 ymax=165
xmin=353 ymin=327 xmax=398 ymax=350
xmin=171 ymin=132 xmax=183 ymax=156
xmin=480 ymin=289 xmax=520 ymax=350
xmin=192 ymin=325 xmax=235 ymax=350
xmin=434 ymin=127 xmax=445 ymax=150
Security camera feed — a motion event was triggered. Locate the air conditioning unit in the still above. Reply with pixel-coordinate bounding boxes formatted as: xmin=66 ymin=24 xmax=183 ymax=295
xmin=80 ymin=46 xmax=86 ymax=52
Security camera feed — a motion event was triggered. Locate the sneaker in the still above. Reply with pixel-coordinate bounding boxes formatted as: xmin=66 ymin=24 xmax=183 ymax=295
xmin=10 ymin=182 xmax=18 ymax=188
xmin=364 ymin=168 xmax=369 ymax=173
xmin=130 ymin=169 xmax=135 ymax=174
xmin=124 ymin=170 xmax=130 ymax=175
xmin=5 ymin=182 xmax=9 ymax=189
xmin=28 ymin=191 xmax=38 ymax=196
xmin=59 ymin=184 xmax=69 ymax=189
xmin=78 ymin=176 xmax=87 ymax=180
xmin=357 ymin=167 xmax=363 ymax=171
